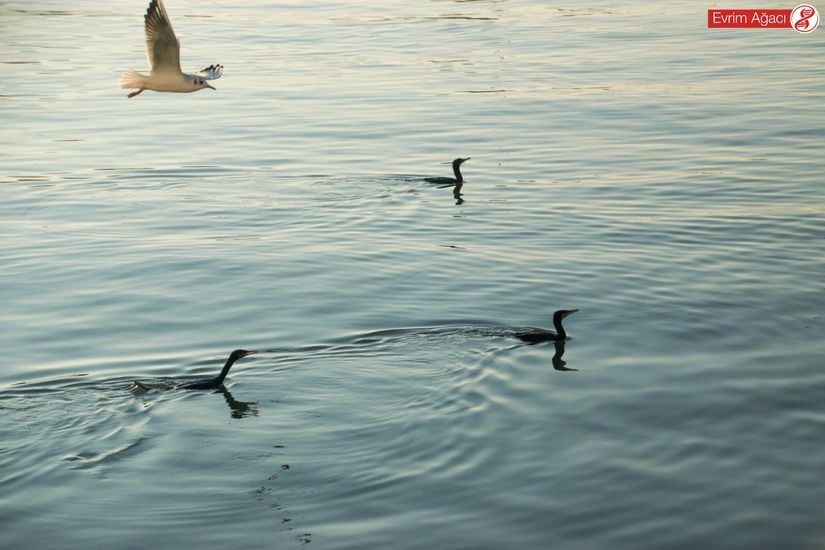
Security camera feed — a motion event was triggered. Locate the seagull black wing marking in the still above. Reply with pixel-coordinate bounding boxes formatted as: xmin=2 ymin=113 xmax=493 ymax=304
xmin=195 ymin=64 xmax=224 ymax=80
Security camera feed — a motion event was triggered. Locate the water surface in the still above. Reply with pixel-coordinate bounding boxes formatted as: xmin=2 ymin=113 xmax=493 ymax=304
xmin=2 ymin=1 xmax=825 ymax=547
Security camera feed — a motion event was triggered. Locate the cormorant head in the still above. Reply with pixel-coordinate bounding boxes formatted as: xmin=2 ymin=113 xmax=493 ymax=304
xmin=229 ymin=349 xmax=257 ymax=362
xmin=453 ymin=157 xmax=470 ymax=168
xmin=553 ymin=309 xmax=578 ymax=322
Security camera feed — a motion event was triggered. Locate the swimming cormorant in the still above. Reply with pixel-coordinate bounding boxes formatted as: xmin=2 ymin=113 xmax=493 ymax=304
xmin=514 ymin=309 xmax=578 ymax=343
xmin=176 ymin=349 xmax=257 ymax=389
xmin=424 ymin=157 xmax=470 ymax=185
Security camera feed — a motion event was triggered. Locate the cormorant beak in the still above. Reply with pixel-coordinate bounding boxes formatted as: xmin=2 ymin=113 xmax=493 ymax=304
xmin=565 ymin=309 xmax=579 ymax=317
xmin=206 ymin=83 xmax=216 ymax=90
xmin=461 ymin=157 xmax=471 ymax=163
xmin=242 ymin=350 xmax=257 ymax=357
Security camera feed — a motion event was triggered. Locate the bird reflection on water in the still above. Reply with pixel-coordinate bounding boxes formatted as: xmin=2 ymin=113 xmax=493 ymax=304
xmin=551 ymin=340 xmax=577 ymax=371
xmin=220 ymin=386 xmax=259 ymax=418
xmin=131 ymin=381 xmax=258 ymax=418
xmin=452 ymin=184 xmax=464 ymax=205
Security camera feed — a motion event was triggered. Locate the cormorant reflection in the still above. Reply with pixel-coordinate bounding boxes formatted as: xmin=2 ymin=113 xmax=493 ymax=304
xmin=130 ymin=382 xmax=259 ymax=418
xmin=219 ymin=386 xmax=259 ymax=418
xmin=453 ymin=183 xmax=464 ymax=205
xmin=552 ymin=340 xmax=577 ymax=371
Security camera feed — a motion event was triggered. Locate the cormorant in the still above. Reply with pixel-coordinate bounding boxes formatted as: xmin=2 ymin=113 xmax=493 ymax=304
xmin=424 ymin=157 xmax=470 ymax=185
xmin=178 ymin=349 xmax=257 ymax=389
xmin=514 ymin=309 xmax=578 ymax=343
xmin=132 ymin=349 xmax=258 ymax=392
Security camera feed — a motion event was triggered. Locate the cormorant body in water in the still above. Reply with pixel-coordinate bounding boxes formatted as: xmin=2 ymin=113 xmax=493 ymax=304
xmin=424 ymin=157 xmax=470 ymax=186
xmin=179 ymin=349 xmax=257 ymax=389
xmin=133 ymin=349 xmax=257 ymax=391
xmin=514 ymin=309 xmax=578 ymax=343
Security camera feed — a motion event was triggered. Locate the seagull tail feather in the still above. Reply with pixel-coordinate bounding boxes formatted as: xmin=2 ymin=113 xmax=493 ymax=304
xmin=119 ymin=70 xmax=147 ymax=90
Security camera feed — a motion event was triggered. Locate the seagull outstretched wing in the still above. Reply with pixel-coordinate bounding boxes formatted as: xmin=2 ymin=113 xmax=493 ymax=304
xmin=194 ymin=64 xmax=224 ymax=80
xmin=144 ymin=0 xmax=181 ymax=73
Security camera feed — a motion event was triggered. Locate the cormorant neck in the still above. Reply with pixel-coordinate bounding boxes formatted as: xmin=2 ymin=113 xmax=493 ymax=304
xmin=553 ymin=314 xmax=567 ymax=340
xmin=453 ymin=163 xmax=464 ymax=184
xmin=215 ymin=354 xmax=237 ymax=384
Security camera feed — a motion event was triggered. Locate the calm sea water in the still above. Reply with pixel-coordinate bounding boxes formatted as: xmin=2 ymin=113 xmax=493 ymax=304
xmin=2 ymin=1 xmax=824 ymax=547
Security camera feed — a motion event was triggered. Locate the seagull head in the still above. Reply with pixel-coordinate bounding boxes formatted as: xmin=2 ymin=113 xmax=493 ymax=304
xmin=192 ymin=76 xmax=216 ymax=91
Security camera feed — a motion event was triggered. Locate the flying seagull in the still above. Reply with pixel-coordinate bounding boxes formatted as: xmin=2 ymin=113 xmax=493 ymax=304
xmin=119 ymin=0 xmax=223 ymax=98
